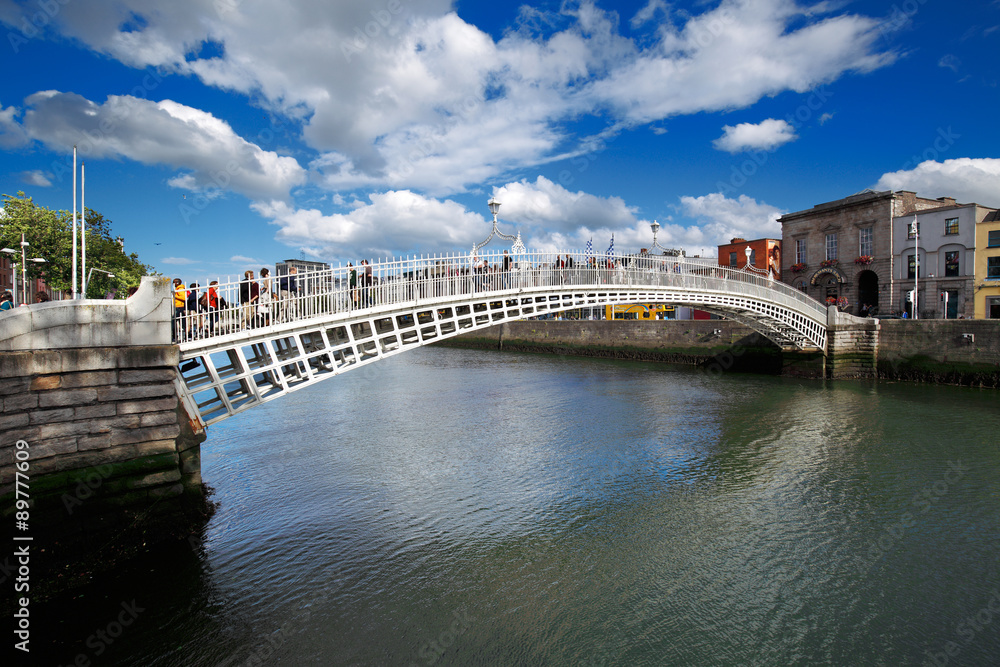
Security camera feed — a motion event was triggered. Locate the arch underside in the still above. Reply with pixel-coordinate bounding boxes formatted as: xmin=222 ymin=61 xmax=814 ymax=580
xmin=177 ymin=285 xmax=826 ymax=427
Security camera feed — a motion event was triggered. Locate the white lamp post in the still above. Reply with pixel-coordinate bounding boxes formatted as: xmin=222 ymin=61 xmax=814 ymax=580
xmin=3 ymin=234 xmax=46 ymax=305
xmin=744 ymin=245 xmax=752 ymax=269
xmin=19 ymin=234 xmax=47 ymax=305
xmin=85 ymin=267 xmax=115 ymax=298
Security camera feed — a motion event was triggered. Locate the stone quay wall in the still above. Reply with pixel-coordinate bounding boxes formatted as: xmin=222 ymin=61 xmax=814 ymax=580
xmin=441 ymin=317 xmax=1000 ymax=386
xmin=876 ymin=319 xmax=1000 ymax=386
xmin=0 ymin=277 xmax=208 ymax=572
xmin=439 ymin=319 xmax=824 ymax=377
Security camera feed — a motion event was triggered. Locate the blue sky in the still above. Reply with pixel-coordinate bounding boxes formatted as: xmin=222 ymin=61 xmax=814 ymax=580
xmin=1 ymin=0 xmax=998 ymax=282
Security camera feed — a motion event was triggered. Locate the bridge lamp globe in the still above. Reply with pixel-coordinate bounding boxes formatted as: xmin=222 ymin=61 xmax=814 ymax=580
xmin=744 ymin=245 xmax=752 ymax=268
xmin=488 ymin=198 xmax=501 ymax=221
xmin=650 ymin=220 xmax=660 ymax=244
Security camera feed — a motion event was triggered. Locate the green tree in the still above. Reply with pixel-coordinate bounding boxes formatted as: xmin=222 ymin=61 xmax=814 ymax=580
xmin=1 ymin=192 xmax=154 ymax=298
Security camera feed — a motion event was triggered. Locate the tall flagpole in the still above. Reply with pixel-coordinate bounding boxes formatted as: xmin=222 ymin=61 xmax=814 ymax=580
xmin=81 ymin=162 xmax=86 ymax=298
xmin=72 ymin=146 xmax=78 ymax=298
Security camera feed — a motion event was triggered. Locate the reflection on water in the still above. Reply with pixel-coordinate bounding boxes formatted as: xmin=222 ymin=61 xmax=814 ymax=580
xmin=32 ymin=347 xmax=1000 ymax=666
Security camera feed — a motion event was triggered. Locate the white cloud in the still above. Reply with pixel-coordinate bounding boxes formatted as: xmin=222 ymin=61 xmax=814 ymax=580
xmin=252 ymin=190 xmax=487 ymax=260
xmin=19 ymin=170 xmax=52 ymax=186
xmin=18 ymin=91 xmax=306 ymax=201
xmin=678 ymin=193 xmax=783 ymax=247
xmin=0 ymin=103 xmax=28 ymax=149
xmin=13 ymin=0 xmax=895 ymax=195
xmin=873 ymin=158 xmax=1000 ymax=208
xmin=631 ymin=0 xmax=668 ymax=28
xmin=938 ymin=54 xmax=960 ymax=73
xmin=713 ymin=118 xmax=797 ymax=153
xmin=587 ymin=0 xmax=893 ymax=125
xmin=161 ymin=256 xmax=197 ymax=265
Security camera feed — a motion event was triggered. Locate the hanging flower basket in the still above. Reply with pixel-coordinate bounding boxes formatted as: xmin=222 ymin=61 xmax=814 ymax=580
xmin=854 ymin=255 xmax=874 ymax=266
xmin=790 ymin=262 xmax=806 ymax=273
xmin=820 ymin=259 xmax=839 ymax=268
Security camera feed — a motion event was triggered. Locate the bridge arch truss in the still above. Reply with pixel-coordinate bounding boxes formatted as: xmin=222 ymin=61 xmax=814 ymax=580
xmin=175 ymin=252 xmax=828 ymax=427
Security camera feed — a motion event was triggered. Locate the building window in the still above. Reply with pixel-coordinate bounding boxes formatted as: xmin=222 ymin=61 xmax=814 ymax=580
xmin=796 ymin=239 xmax=806 ymax=264
xmin=989 ymin=230 xmax=1000 ymax=248
xmin=859 ymin=227 xmax=873 ymax=257
xmin=944 ymin=218 xmax=959 ymax=235
xmin=944 ymin=251 xmax=960 ymax=277
xmin=907 ymin=221 xmax=920 ymax=239
xmin=728 ymin=252 xmax=737 ymax=267
xmin=749 ymin=249 xmax=756 ymax=266
xmin=989 ymin=297 xmax=1000 ymax=319
xmin=825 ymin=233 xmax=837 ymax=261
xmin=907 ymin=254 xmax=917 ymax=279
xmin=988 ymin=256 xmax=1000 ymax=280
xmin=795 ymin=280 xmax=807 ymax=293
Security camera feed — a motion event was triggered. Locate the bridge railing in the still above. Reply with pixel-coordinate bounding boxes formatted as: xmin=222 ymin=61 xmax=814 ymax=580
xmin=171 ymin=250 xmax=826 ymax=344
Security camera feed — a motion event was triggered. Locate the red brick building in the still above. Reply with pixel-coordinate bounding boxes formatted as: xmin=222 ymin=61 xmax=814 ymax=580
xmin=717 ymin=237 xmax=782 ymax=280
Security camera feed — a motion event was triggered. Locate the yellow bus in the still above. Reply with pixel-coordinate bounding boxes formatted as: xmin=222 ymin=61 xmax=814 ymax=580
xmin=605 ymin=304 xmax=675 ymax=320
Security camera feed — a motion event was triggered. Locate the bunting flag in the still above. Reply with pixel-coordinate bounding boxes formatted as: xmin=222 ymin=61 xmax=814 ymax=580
xmin=585 ymin=238 xmax=593 ymax=258
xmin=606 ymin=235 xmax=614 ymax=258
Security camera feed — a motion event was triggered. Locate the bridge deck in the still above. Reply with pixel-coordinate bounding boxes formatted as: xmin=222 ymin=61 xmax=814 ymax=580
xmin=173 ymin=251 xmax=829 ymax=427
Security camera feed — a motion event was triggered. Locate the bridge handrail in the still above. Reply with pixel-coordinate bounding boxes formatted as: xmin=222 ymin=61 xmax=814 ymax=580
xmin=171 ymin=250 xmax=826 ymax=344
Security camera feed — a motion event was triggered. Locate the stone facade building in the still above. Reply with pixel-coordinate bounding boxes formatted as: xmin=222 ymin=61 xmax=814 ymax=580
xmin=778 ymin=190 xmax=960 ymax=317
xmin=893 ymin=201 xmax=994 ymax=319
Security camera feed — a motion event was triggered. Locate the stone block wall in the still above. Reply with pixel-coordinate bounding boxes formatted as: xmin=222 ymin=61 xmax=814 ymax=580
xmin=0 ymin=345 xmax=206 ymax=548
xmin=876 ymin=319 xmax=1000 ymax=386
xmin=439 ymin=320 xmax=826 ymax=376
xmin=826 ymin=322 xmax=879 ymax=379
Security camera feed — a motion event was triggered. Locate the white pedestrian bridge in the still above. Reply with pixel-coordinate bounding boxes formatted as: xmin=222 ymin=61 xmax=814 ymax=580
xmin=174 ymin=250 xmax=829 ymax=427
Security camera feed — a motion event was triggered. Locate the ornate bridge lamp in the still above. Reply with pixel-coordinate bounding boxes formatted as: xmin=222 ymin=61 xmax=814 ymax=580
xmin=650 ymin=220 xmax=665 ymax=252
xmin=474 ymin=198 xmax=522 ymax=252
xmin=744 ymin=245 xmax=752 ymax=269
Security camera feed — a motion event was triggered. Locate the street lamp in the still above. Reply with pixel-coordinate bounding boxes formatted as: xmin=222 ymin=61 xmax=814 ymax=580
xmin=744 ymin=245 xmax=752 ymax=269
xmin=85 ymin=267 xmax=115 ymax=298
xmin=1 ymin=247 xmax=15 ymax=305
xmin=3 ymin=234 xmax=47 ymax=305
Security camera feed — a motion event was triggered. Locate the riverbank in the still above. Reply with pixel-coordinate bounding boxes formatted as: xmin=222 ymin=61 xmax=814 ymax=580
xmin=437 ymin=319 xmax=1000 ymax=387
